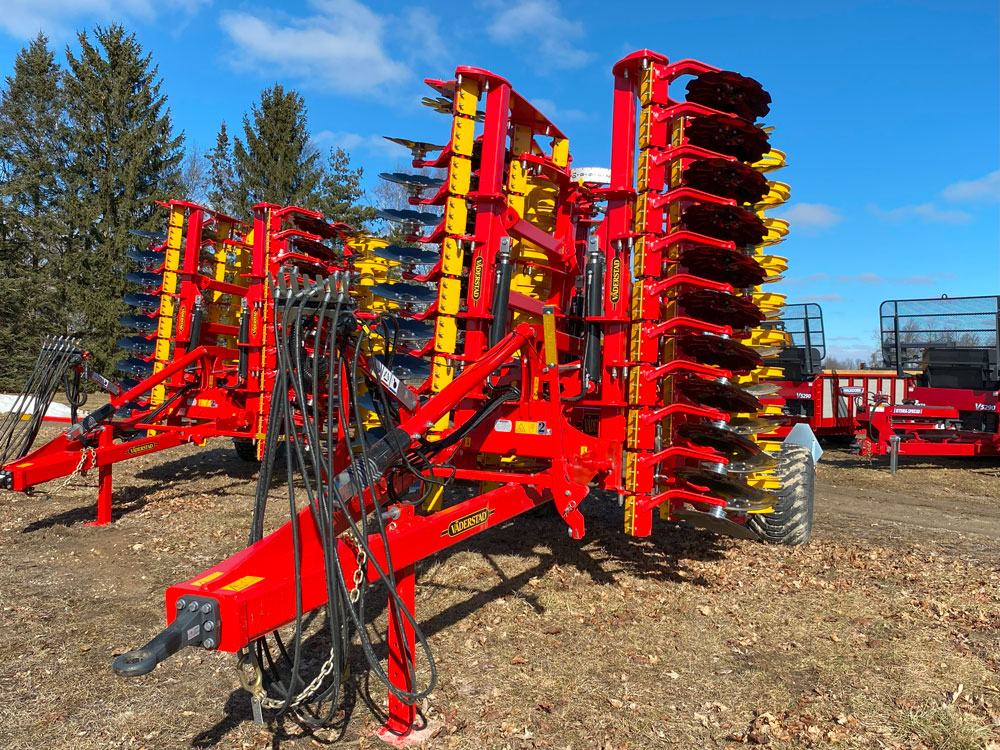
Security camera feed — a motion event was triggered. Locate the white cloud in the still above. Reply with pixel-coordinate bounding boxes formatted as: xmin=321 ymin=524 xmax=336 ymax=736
xmin=220 ymin=0 xmax=411 ymax=93
xmin=399 ymin=6 xmax=447 ymax=64
xmin=1 ymin=0 xmax=207 ymax=39
xmin=311 ymin=130 xmax=408 ymax=158
xmin=531 ymin=97 xmax=588 ymax=122
xmin=941 ymin=170 xmax=1000 ymax=203
xmin=868 ymin=202 xmax=972 ymax=224
xmin=484 ymin=0 xmax=591 ymax=69
xmin=775 ymin=203 xmax=841 ymax=230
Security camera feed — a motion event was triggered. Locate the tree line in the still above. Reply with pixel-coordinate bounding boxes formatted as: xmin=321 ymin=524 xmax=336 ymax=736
xmin=0 ymin=26 xmax=375 ymax=390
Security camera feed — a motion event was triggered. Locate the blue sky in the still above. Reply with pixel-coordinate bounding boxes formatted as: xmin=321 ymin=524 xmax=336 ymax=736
xmin=1 ymin=0 xmax=997 ymax=362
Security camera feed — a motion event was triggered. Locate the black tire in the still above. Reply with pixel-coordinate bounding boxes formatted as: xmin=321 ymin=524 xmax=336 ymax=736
xmin=748 ymin=443 xmax=814 ymax=546
xmin=233 ymin=437 xmax=260 ymax=462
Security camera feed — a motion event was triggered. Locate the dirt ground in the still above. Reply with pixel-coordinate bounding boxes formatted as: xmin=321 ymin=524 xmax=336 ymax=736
xmin=1 ymin=427 xmax=998 ymax=750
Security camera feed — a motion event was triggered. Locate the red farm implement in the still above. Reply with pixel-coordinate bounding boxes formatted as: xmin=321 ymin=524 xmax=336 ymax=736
xmin=855 ymin=295 xmax=1000 ymax=463
xmin=764 ymin=303 xmax=909 ymax=441
xmin=99 ymin=50 xmax=815 ymax=744
xmin=0 ymin=200 xmax=365 ymax=523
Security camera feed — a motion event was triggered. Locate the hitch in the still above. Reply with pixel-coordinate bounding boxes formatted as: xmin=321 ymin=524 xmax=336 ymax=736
xmin=113 ymin=595 xmax=220 ymax=677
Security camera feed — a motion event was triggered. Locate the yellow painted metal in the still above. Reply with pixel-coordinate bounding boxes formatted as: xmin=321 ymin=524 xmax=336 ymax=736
xmin=754 ymin=149 xmax=787 ymax=173
xmin=542 ymin=305 xmax=558 ymax=367
xmin=150 ymin=204 xmax=187 ymax=408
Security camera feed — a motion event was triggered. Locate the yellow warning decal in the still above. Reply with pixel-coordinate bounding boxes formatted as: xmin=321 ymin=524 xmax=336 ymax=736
xmin=221 ymin=575 xmax=264 ymax=592
xmin=190 ymin=571 xmax=223 ymax=587
xmin=514 ymin=420 xmax=549 ymax=435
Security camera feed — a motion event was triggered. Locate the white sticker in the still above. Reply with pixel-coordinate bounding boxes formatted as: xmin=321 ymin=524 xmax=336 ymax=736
xmin=186 ymin=624 xmax=201 ymax=641
xmin=494 ymin=419 xmax=512 ymax=433
xmin=373 ymin=358 xmax=400 ymax=394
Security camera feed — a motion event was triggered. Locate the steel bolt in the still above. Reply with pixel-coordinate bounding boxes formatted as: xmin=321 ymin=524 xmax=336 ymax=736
xmin=203 ymin=638 xmax=216 ymax=649
xmin=203 ymin=621 xmax=215 ymax=632
xmin=176 ymin=599 xmax=186 ymax=610
xmin=564 ymin=490 xmax=572 ymax=497
xmin=201 ymin=603 xmax=212 ymax=614
xmin=188 ymin=602 xmax=199 ymax=612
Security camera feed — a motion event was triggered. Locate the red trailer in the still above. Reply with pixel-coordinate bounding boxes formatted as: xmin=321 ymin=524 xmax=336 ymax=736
xmin=764 ymin=303 xmax=909 ymax=440
xmin=855 ymin=295 xmax=1000 ymax=459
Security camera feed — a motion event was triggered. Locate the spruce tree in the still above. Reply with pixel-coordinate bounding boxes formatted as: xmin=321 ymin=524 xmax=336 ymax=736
xmin=207 ymin=122 xmax=235 ymax=216
xmin=0 ymin=33 xmax=70 ymax=390
xmin=230 ymin=85 xmax=322 ymax=219
xmin=316 ymin=147 xmax=376 ymax=229
xmin=62 ymin=25 xmax=183 ymax=376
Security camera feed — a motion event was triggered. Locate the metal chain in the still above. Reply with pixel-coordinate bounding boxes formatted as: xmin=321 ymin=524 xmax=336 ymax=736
xmin=55 ymin=447 xmax=95 ymax=493
xmin=250 ymin=532 xmax=368 ymax=711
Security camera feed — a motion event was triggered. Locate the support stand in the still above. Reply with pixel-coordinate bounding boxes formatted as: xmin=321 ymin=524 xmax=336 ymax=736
xmin=85 ymin=427 xmax=113 ymax=526
xmin=376 ymin=564 xmax=438 ymax=747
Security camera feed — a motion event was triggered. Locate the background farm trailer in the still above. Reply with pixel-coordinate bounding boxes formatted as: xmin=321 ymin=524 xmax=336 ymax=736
xmin=764 ymin=303 xmax=909 ymax=442
xmin=856 ymin=294 xmax=1000 ymax=460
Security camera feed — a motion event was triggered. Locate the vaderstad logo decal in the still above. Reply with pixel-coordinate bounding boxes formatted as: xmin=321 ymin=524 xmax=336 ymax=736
xmin=610 ymin=256 xmax=622 ymax=305
xmin=441 ymin=507 xmax=494 ymax=537
xmin=471 ymin=256 xmax=485 ymax=301
xmin=126 ymin=442 xmax=156 ymax=456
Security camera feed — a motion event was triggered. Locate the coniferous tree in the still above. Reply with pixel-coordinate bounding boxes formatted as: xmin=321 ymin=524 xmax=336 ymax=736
xmin=62 ymin=24 xmax=183 ymax=375
xmin=0 ymin=33 xmax=70 ymax=390
xmin=316 ymin=147 xmax=376 ymax=229
xmin=230 ymin=85 xmax=322 ymax=219
xmin=207 ymin=122 xmax=235 ymax=216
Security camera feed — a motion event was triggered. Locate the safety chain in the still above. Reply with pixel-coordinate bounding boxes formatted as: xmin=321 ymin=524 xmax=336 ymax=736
xmin=241 ymin=531 xmax=368 ymax=711
xmin=56 ymin=447 xmax=96 ymax=493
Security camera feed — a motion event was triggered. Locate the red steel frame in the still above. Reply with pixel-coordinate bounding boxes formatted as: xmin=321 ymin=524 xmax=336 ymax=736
xmin=124 ymin=52 xmax=791 ymax=743
xmin=1 ymin=201 xmax=353 ymax=524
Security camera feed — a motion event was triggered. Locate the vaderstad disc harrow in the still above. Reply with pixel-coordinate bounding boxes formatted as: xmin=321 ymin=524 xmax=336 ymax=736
xmin=0 ymin=48 xmax=814 ymax=742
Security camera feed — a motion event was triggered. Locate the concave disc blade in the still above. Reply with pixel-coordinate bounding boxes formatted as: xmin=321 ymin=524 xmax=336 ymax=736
xmin=675 ymin=467 xmax=776 ymax=504
xmin=677 ymin=334 xmax=763 ymax=372
xmin=123 ymin=292 xmax=160 ymax=311
xmin=387 ymin=353 xmax=431 ymax=380
xmin=293 ymin=214 xmax=340 ymax=239
xmin=685 ymin=115 xmax=770 ymax=163
xmin=676 ymin=378 xmax=763 ymax=413
xmin=126 ymin=271 xmax=163 ymax=290
xmin=740 ymin=382 xmax=780 ymax=397
xmin=356 ymin=392 xmax=377 ymax=412
xmin=117 ymin=336 xmax=155 ymax=355
xmin=686 ymin=71 xmax=771 ymax=121
xmin=679 ymin=246 xmax=766 ymax=288
xmin=670 ymin=507 xmax=759 ymax=540
xmin=728 ymin=415 xmax=785 ymax=435
xmin=127 ymin=248 xmax=164 ymax=269
xmin=683 ymin=158 xmax=769 ymax=204
xmin=291 ymin=236 xmax=336 ymax=260
xmin=371 ymin=282 xmax=437 ymax=305
xmin=392 ymin=318 xmax=435 ymax=342
xmin=676 ymin=422 xmax=763 ymax=463
xmin=115 ymin=357 xmax=154 ymax=378
xmin=383 ymin=136 xmax=446 ymax=154
xmin=379 ymin=172 xmax=446 ymax=190
xmin=677 ymin=289 xmax=763 ymax=329
xmin=119 ymin=314 xmax=158 ymax=332
xmin=682 ymin=204 xmax=766 ymax=246
xmin=376 ymin=208 xmax=441 ymax=226
xmin=128 ymin=229 xmax=166 ymax=242
xmin=373 ymin=245 xmax=440 ymax=265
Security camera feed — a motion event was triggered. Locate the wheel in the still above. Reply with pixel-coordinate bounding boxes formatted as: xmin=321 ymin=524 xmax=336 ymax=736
xmin=233 ymin=437 xmax=260 ymax=462
xmin=748 ymin=442 xmax=814 ymax=546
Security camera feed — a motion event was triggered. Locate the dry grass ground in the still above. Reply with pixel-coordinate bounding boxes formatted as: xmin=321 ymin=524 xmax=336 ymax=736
xmin=0 ymin=430 xmax=998 ymax=749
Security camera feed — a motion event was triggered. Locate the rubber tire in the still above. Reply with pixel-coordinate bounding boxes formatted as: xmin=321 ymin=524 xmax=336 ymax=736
xmin=748 ymin=443 xmax=814 ymax=546
xmin=233 ymin=437 xmax=260 ymax=463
